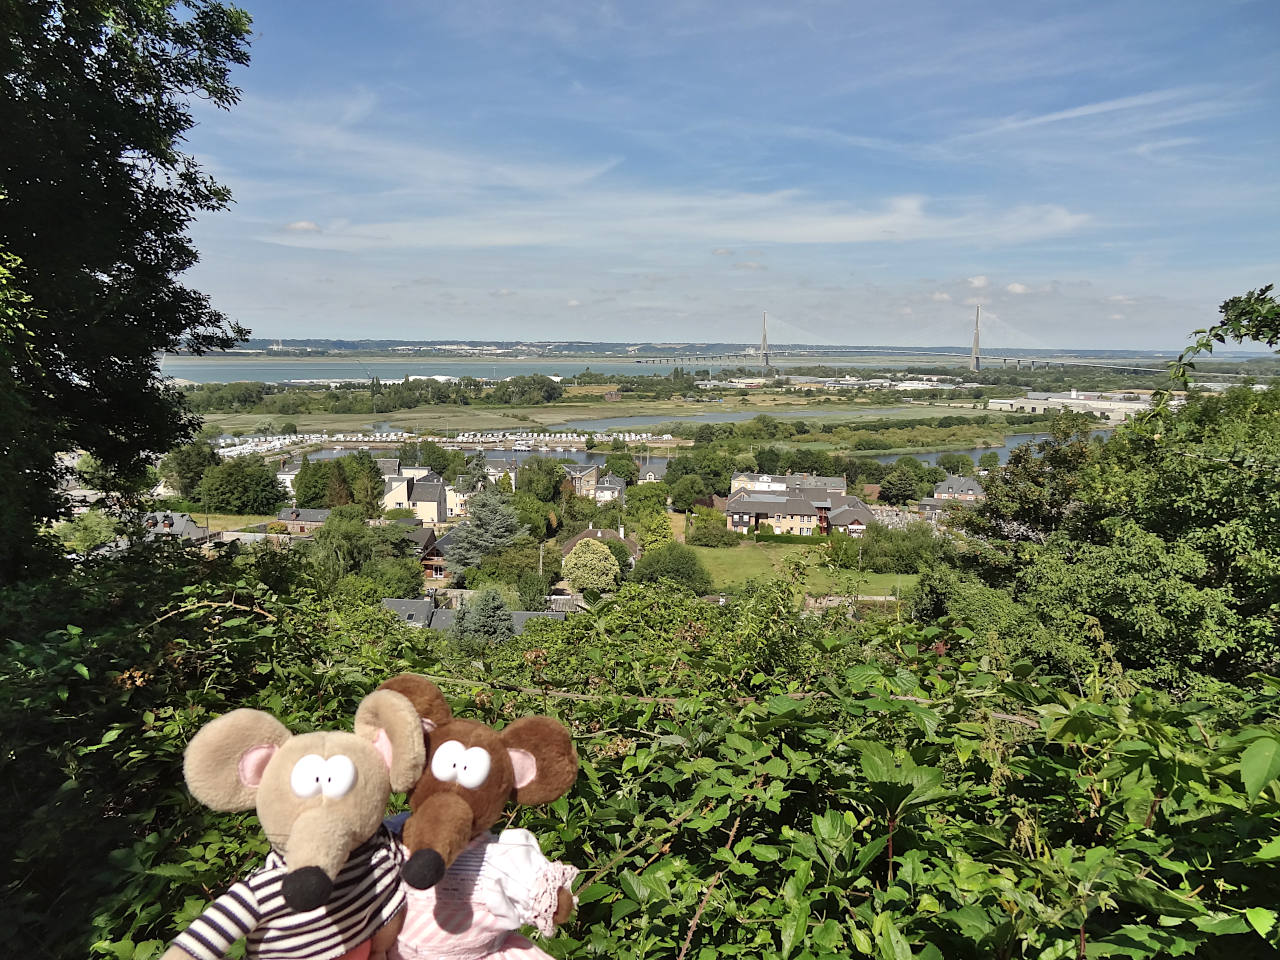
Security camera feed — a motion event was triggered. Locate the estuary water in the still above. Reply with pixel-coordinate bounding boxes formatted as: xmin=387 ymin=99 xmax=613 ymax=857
xmin=160 ymin=355 xmax=893 ymax=384
xmin=288 ymin=430 xmax=1111 ymax=472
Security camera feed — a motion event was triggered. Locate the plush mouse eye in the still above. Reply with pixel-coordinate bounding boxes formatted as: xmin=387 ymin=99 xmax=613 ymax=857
xmin=321 ymin=754 xmax=357 ymax=798
xmin=456 ymin=747 xmax=491 ymax=789
xmin=430 ymin=740 xmax=466 ymax=783
xmin=290 ymin=754 xmax=326 ymax=798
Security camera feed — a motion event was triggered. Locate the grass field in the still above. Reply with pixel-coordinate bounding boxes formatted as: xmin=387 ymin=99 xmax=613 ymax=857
xmin=689 ymin=539 xmax=918 ymax=597
xmin=196 ymin=513 xmax=276 ymax=532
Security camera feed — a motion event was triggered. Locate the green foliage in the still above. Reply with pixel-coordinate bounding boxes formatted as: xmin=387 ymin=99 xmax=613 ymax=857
xmin=625 ymin=481 xmax=669 ymax=521
xmin=396 ymin=440 xmax=465 ymax=482
xmin=292 ymin=454 xmax=326 ymax=508
xmin=604 ymin=453 xmax=639 ymax=485
xmin=53 ymin=509 xmax=118 ymax=553
xmin=686 ymin=508 xmax=741 ymax=547
xmin=978 ymin=450 xmax=1001 ymax=472
xmin=194 ymin=455 xmax=286 ymax=514
xmin=670 ymin=474 xmax=710 ymax=512
xmin=517 ymin=455 xmax=567 ymax=503
xmin=638 ymin=512 xmax=675 ymax=553
xmin=0 ymin=0 xmax=252 ymax=579
xmin=446 ymin=489 xmax=525 ymax=574
xmin=309 ymin=509 xmax=414 ymax=592
xmin=937 ymin=452 xmax=975 ymax=476
xmin=383 ymin=507 xmax=415 ymax=520
xmin=359 ymin=557 xmax=424 ymax=599
xmin=878 ymin=469 xmax=919 ymax=505
xmin=827 ymin=522 xmax=950 ymax=574
xmin=451 ymin=588 xmax=514 ymax=655
xmin=631 ymin=542 xmax=712 ymax=595
xmin=158 ymin=443 xmax=221 ymax=499
xmin=563 ymin=538 xmax=622 ymax=593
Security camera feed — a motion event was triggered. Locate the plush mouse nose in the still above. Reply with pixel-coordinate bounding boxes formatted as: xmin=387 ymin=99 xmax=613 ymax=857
xmin=282 ymin=866 xmax=333 ymax=910
xmin=402 ymin=848 xmax=446 ymax=889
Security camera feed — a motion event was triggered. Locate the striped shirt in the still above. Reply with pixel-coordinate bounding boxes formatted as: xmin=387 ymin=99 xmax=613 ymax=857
xmin=172 ymin=827 xmax=405 ymax=960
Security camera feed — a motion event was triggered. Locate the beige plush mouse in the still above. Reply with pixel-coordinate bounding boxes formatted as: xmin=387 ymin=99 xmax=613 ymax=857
xmin=161 ymin=689 xmax=425 ymax=960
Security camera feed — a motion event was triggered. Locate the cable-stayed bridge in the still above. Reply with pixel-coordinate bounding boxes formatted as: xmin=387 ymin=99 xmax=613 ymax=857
xmin=628 ymin=311 xmax=1261 ymax=380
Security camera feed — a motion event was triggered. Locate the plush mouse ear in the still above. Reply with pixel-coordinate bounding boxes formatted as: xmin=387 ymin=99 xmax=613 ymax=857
xmin=500 ymin=715 xmax=578 ymax=805
xmin=355 ymin=689 xmax=427 ymax=792
xmin=184 ymin=709 xmax=292 ymax=812
xmin=377 ymin=674 xmax=453 ymax=732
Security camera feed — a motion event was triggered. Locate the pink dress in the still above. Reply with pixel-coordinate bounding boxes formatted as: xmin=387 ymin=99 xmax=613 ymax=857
xmin=390 ymin=829 xmax=579 ymax=960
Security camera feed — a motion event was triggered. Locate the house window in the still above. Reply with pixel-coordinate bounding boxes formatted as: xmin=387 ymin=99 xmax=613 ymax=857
xmin=406 ymin=613 xmax=414 ymax=621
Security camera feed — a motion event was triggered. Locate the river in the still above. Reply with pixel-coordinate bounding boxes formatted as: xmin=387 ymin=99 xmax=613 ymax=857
xmin=160 ymin=355 xmax=906 ymax=384
xmin=287 ymin=429 xmax=1111 ymax=472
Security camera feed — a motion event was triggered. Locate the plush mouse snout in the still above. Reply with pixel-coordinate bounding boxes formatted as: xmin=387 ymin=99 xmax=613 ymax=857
xmin=282 ymin=866 xmax=334 ymax=911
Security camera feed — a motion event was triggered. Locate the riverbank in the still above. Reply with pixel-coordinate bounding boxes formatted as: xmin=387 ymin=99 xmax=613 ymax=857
xmin=199 ymin=396 xmax=976 ymax=436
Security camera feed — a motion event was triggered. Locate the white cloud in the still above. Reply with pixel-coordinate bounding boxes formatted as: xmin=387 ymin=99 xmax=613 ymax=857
xmin=1109 ymin=313 xmax=1126 ymax=321
xmin=963 ymin=296 xmax=984 ymax=306
xmin=930 ymin=291 xmax=952 ymax=301
xmin=1006 ymin=282 xmax=1028 ymax=294
xmin=566 ymin=299 xmax=581 ymax=307
xmin=1107 ymin=294 xmax=1134 ymax=303
xmin=968 ymin=275 xmax=989 ymax=288
xmin=712 ymin=248 xmax=733 ymax=256
xmin=284 ymin=220 xmax=321 ymax=232
xmin=900 ymin=306 xmax=913 ymax=315
xmin=491 ymin=288 xmax=517 ymax=297
xmin=733 ymin=261 xmax=767 ymax=271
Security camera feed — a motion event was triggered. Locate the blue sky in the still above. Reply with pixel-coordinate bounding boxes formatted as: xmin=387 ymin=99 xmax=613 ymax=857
xmin=184 ymin=0 xmax=1280 ymax=349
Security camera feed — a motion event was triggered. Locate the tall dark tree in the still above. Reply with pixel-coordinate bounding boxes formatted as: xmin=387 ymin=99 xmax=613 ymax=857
xmin=293 ymin=455 xmax=328 ymax=509
xmin=325 ymin=460 xmax=353 ymax=507
xmin=158 ymin=442 xmax=221 ymax=499
xmin=0 ymin=0 xmax=253 ymax=579
xmin=195 ymin=455 xmax=285 ymax=514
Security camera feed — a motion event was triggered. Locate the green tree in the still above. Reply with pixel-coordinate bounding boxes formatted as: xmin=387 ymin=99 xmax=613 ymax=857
xmin=159 ymin=443 xmax=221 ymax=499
xmin=359 ymin=557 xmax=423 ymax=599
xmin=0 ymin=0 xmax=252 ymax=579
xmin=978 ymin=451 xmax=1000 ymax=472
xmin=877 ymin=470 xmax=919 ymax=506
xmin=195 ymin=455 xmax=285 ymax=514
xmin=496 ymin=472 xmax=514 ymax=494
xmin=342 ymin=451 xmax=383 ymax=516
xmin=563 ymin=538 xmax=621 ymax=593
xmin=937 ymin=453 xmax=974 ymax=476
xmin=604 ymin=453 xmax=639 ymax=485
xmin=638 ymin=512 xmax=675 ymax=553
xmin=52 ymin=509 xmax=117 ymax=553
xmin=631 ymin=542 xmax=712 ymax=594
xmin=516 ymin=456 xmax=565 ymax=502
xmin=293 ymin=455 xmax=327 ymax=509
xmin=451 ymin=588 xmax=514 ymax=654
xmin=325 ymin=459 xmax=353 ymax=507
xmin=686 ymin=508 xmax=740 ymax=547
xmin=625 ymin=481 xmax=669 ymax=520
xmin=446 ymin=489 xmax=524 ymax=574
xmin=309 ymin=507 xmax=411 ymax=590
xmin=670 ymin=474 xmax=709 ymax=512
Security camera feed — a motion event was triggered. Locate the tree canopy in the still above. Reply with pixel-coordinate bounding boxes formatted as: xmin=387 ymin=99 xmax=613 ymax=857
xmin=0 ymin=0 xmax=253 ymax=579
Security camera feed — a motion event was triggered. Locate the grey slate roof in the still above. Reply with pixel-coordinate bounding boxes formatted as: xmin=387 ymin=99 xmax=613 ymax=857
xmin=408 ymin=481 xmax=445 ymax=503
xmin=596 ymin=473 xmax=626 ymax=490
xmin=376 ymin=458 xmax=401 ymax=476
xmin=277 ymin=507 xmax=331 ymax=523
xmin=139 ymin=511 xmax=208 ymax=540
xmin=933 ymin=474 xmax=984 ymax=497
xmin=380 ymin=597 xmax=563 ymax=634
xmin=564 ymin=464 xmax=597 ymax=477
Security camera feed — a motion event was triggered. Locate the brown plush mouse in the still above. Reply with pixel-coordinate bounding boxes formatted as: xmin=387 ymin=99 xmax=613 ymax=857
xmin=376 ymin=675 xmax=581 ymax=960
xmin=161 ymin=689 xmax=425 ymax=960
xmin=376 ymin=674 xmax=578 ymax=890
